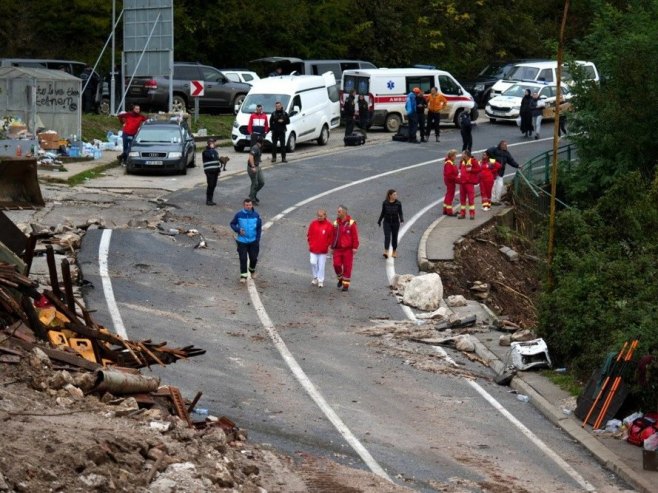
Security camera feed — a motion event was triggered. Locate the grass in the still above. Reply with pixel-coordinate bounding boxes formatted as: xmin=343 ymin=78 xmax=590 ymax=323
xmin=81 ymin=113 xmax=235 ymax=143
xmin=539 ymin=369 xmax=583 ymax=396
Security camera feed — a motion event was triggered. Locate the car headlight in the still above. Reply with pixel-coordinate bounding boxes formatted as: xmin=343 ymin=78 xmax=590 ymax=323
xmin=128 ymin=151 xmax=139 ymax=157
xmin=168 ymin=152 xmax=182 ymax=158
xmin=474 ymin=83 xmax=485 ymax=92
xmin=232 ymin=121 xmax=239 ymax=128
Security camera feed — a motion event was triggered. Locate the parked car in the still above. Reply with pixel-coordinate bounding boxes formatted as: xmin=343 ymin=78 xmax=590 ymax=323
xmin=125 ymin=117 xmax=196 ymax=175
xmin=221 ymin=69 xmax=260 ymax=85
xmin=460 ymin=59 xmax=547 ymax=108
xmin=248 ymin=57 xmax=376 ymax=81
xmin=489 ymin=60 xmax=599 ymax=98
xmin=125 ymin=62 xmax=251 ymax=114
xmin=485 ymin=81 xmax=571 ymax=122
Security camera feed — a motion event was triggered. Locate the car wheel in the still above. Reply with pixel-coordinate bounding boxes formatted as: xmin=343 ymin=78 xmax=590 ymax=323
xmin=98 ymin=97 xmax=110 ymax=115
xmin=234 ymin=145 xmax=245 ymax=152
xmin=172 ymin=95 xmax=188 ymax=113
xmin=286 ymin=132 xmax=297 ymax=153
xmin=232 ymin=94 xmax=246 ymax=114
xmin=470 ymin=108 xmax=479 ymax=121
xmin=384 ymin=113 xmax=402 ymax=133
xmin=317 ymin=125 xmax=329 ymax=146
xmin=187 ymin=150 xmax=196 ymax=168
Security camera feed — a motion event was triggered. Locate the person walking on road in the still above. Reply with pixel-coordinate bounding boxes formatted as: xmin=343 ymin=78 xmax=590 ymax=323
xmin=414 ymin=87 xmax=427 ymax=142
xmin=202 ymin=138 xmax=221 ymax=206
xmin=426 ymin=87 xmax=447 ymax=142
xmin=307 ymin=209 xmax=333 ymax=288
xmin=457 ymin=150 xmax=481 ymax=220
xmin=479 ymin=150 xmax=501 ymax=211
xmin=269 ymin=101 xmax=290 ymax=163
xmin=117 ymin=104 xmax=147 ymax=164
xmin=378 ymin=189 xmax=404 ymax=259
xmin=230 ymin=198 xmax=262 ymax=283
xmin=248 ymin=104 xmax=269 ymax=145
xmin=487 ymin=140 xmax=520 ymax=205
xmin=331 ymin=205 xmax=359 ymax=292
xmin=247 ymin=136 xmax=265 ymax=204
xmin=405 ymin=89 xmax=418 ymax=143
xmin=443 ymin=149 xmax=459 ymax=216
xmin=343 ymin=90 xmax=356 ymax=137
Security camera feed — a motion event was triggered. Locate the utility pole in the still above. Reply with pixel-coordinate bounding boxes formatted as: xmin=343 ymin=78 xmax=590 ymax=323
xmin=111 ymin=0 xmax=116 ymax=115
xmin=547 ymin=0 xmax=570 ymax=290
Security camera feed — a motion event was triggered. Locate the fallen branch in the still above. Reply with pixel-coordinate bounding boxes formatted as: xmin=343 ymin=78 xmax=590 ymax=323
xmin=491 ymin=280 xmax=536 ymax=309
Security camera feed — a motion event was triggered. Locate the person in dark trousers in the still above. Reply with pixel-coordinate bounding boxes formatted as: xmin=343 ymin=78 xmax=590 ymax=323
xmin=202 ymin=138 xmax=221 ymax=205
xmin=405 ymin=89 xmax=418 ymax=143
xmin=487 ymin=140 xmax=520 ymax=204
xmin=414 ymin=87 xmax=427 ymax=142
xmin=378 ymin=189 xmax=404 ymax=259
xmin=248 ymin=104 xmax=269 ymax=145
xmin=459 ymin=110 xmax=473 ymax=152
xmin=343 ymin=90 xmax=356 ymax=137
xmin=357 ymin=94 xmax=369 ymax=133
xmin=80 ymin=65 xmax=100 ymax=113
xmin=269 ymin=100 xmax=290 ymax=163
xmin=520 ymin=89 xmax=534 ymax=138
xmin=530 ymin=91 xmax=545 ymax=139
xmin=230 ymin=198 xmax=262 ymax=283
xmin=117 ymin=104 xmax=147 ymax=164
xmin=426 ymin=87 xmax=447 ymax=142
xmin=247 ymin=136 xmax=265 ymax=204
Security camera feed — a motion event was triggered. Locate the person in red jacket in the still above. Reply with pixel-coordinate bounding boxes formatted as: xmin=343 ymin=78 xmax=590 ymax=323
xmin=307 ymin=209 xmax=334 ymax=288
xmin=443 ymin=149 xmax=459 ymax=216
xmin=457 ymin=149 xmax=481 ymax=220
xmin=118 ymin=104 xmax=148 ymax=164
xmin=331 ymin=205 xmax=359 ymax=292
xmin=479 ymin=150 xmax=502 ymax=211
xmin=247 ymin=104 xmax=270 ymax=145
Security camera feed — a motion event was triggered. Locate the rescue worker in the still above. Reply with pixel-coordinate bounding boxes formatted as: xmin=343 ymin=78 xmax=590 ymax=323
xmin=479 ymin=151 xmax=501 ymax=211
xmin=331 ymin=205 xmax=359 ymax=292
xmin=457 ymin=150 xmax=481 ymax=220
xmin=202 ymin=138 xmax=221 ymax=206
xmin=426 ymin=87 xmax=447 ymax=142
xmin=443 ymin=149 xmax=459 ymax=216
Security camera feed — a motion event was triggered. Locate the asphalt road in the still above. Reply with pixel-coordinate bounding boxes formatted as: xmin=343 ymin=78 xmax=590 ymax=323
xmin=77 ymin=121 xmax=631 ymax=492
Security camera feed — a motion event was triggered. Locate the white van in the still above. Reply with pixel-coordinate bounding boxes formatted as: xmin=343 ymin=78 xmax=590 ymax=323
xmin=490 ymin=60 xmax=599 ymax=97
xmin=341 ymin=68 xmax=477 ymax=132
xmin=231 ymin=72 xmax=340 ymax=152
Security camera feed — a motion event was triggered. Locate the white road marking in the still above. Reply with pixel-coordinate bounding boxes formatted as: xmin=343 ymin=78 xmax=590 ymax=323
xmin=98 ymin=229 xmax=128 ymax=339
xmin=468 ymin=380 xmax=596 ymax=492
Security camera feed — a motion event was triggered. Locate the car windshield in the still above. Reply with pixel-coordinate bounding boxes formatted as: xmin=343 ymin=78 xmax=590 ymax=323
xmin=241 ymin=94 xmax=291 ymax=113
xmin=135 ymin=127 xmax=182 ymax=144
xmin=508 ymin=66 xmax=540 ymax=81
xmin=502 ymin=84 xmax=539 ymax=97
xmin=478 ymin=62 xmax=514 ymax=79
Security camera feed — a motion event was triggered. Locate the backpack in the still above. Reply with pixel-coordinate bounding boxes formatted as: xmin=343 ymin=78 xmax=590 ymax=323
xmin=627 ymin=412 xmax=658 ymax=446
xmin=459 ymin=111 xmax=471 ymax=130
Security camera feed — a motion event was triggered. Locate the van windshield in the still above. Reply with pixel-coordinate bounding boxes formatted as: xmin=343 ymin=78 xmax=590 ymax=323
xmin=241 ymin=94 xmax=292 ymax=113
xmin=508 ymin=66 xmax=540 ymax=80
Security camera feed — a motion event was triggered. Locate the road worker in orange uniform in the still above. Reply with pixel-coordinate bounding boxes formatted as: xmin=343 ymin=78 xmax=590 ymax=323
xmin=479 ymin=150 xmax=502 ymax=211
xmin=443 ymin=149 xmax=459 ymax=216
xmin=457 ymin=149 xmax=481 ymax=220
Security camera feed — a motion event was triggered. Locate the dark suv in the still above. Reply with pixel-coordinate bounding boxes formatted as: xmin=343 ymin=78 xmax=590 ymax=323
xmin=125 ymin=118 xmax=196 ymax=175
xmin=125 ymin=62 xmax=251 ymax=113
xmin=461 ymin=59 xmax=546 ymax=107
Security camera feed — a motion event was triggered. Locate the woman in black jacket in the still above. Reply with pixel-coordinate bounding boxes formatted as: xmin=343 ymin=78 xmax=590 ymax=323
xmin=377 ymin=189 xmax=404 ymax=258
xmin=519 ymin=89 xmax=533 ymax=138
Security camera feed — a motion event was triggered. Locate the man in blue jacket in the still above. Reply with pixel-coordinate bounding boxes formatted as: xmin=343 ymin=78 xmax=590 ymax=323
xmin=405 ymin=89 xmax=418 ymax=143
xmin=230 ymin=198 xmax=263 ymax=283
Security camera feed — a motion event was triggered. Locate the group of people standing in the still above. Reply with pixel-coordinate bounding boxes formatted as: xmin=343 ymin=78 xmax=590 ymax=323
xmin=405 ymin=87 xmax=448 ymax=143
xmin=442 ymin=140 xmax=519 ymax=219
xmin=519 ymin=89 xmax=569 ymax=140
xmin=342 ymin=90 xmax=371 ymax=137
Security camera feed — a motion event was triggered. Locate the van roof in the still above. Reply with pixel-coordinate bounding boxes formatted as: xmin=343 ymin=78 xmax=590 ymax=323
xmin=248 ymin=74 xmax=335 ymax=94
xmin=342 ymin=67 xmax=452 ymax=77
xmin=514 ymin=60 xmax=595 ymax=69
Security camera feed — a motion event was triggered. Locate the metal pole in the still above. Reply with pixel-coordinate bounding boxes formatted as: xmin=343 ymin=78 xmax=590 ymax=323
xmin=547 ymin=0 xmax=570 ymax=290
xmin=111 ymin=0 xmax=116 ymax=115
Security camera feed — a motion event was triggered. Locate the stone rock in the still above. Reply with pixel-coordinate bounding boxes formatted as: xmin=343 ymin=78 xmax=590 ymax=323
xmin=48 ymin=370 xmax=75 ymax=390
xmin=29 ymin=347 xmax=51 ymax=368
xmin=499 ymin=246 xmax=520 ymax=262
xmin=203 ymin=427 xmax=228 ymax=452
xmin=446 ymin=295 xmax=467 ymax=307
xmin=499 ymin=334 xmax=512 ymax=346
xmin=150 ymin=462 xmax=207 ymax=493
xmin=79 ymin=473 xmax=108 ymax=489
xmin=112 ymin=397 xmax=139 ymax=416
xmin=127 ymin=218 xmax=150 ymax=228
xmin=150 ymin=421 xmax=171 ymax=433
xmin=72 ymin=372 xmax=96 ymax=392
xmin=391 ymin=273 xmax=415 ymax=291
xmin=209 ymin=462 xmax=234 ymax=488
xmin=64 ymin=383 xmax=84 ymax=400
xmin=416 ymin=306 xmax=449 ymax=320
xmin=402 ymin=273 xmax=443 ymax=311
xmin=511 ymin=329 xmax=535 ymax=342
xmin=0 ymin=471 xmax=9 ymax=491
xmin=455 ymin=335 xmax=475 ymax=352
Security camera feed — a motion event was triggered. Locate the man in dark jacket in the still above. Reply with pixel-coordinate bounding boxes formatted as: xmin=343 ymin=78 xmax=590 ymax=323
xmin=269 ymin=101 xmax=290 ymax=163
xmin=343 ymin=90 xmax=356 ymax=137
xmin=202 ymin=138 xmax=221 ymax=205
xmin=487 ymin=140 xmax=520 ymax=204
xmin=415 ymin=88 xmax=427 ymax=142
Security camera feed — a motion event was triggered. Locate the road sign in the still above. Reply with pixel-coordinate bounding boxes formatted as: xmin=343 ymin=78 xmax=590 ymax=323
xmin=191 ymin=80 xmax=204 ymax=97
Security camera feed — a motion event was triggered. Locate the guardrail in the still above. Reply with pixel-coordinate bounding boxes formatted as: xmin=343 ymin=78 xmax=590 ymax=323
xmin=512 ymin=143 xmax=577 ymax=218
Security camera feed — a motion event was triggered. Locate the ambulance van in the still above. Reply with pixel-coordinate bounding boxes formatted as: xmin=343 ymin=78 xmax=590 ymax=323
xmin=231 ymin=72 xmax=340 ymax=152
xmin=341 ymin=68 xmax=478 ymax=132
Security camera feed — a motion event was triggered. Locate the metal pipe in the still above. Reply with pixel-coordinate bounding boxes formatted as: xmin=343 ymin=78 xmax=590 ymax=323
xmin=93 ymin=369 xmax=160 ymax=395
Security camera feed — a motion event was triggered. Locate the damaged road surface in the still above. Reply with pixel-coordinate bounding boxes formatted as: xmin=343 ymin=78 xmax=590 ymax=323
xmin=68 ymin=137 xmax=636 ymax=493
